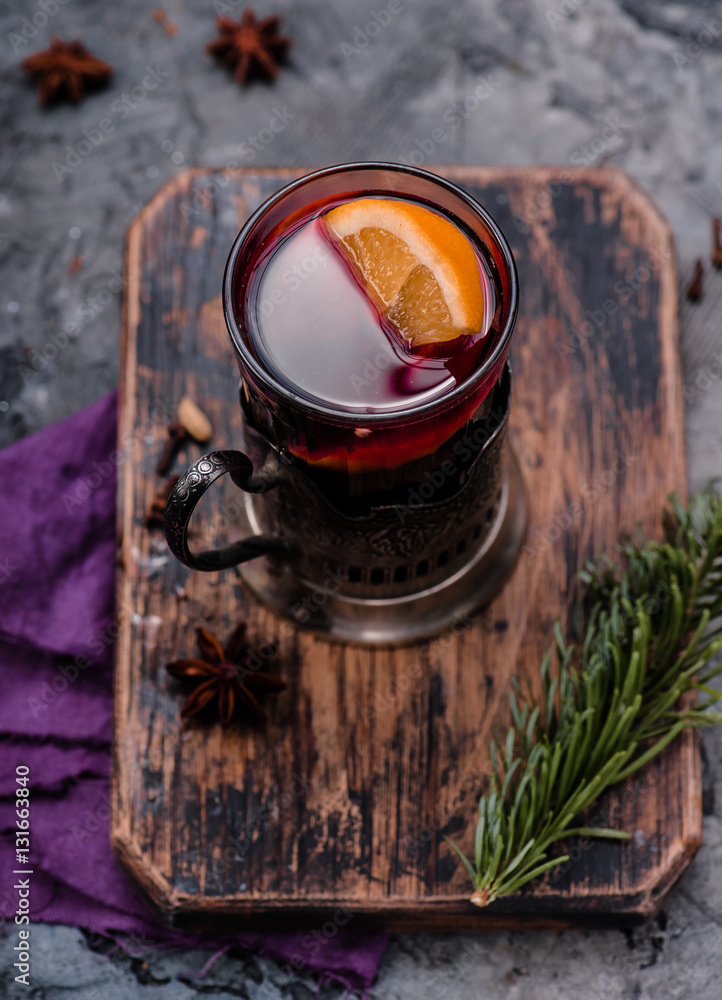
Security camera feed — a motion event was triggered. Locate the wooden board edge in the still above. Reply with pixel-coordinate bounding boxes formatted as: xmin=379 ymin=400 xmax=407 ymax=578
xmin=436 ymin=164 xmax=671 ymax=237
xmin=112 ymin=751 xmax=702 ymax=929
xmin=112 ymin=188 xmax=142 ymax=868
xmin=111 ymin=829 xmax=183 ymax=920
xmin=112 ymin=174 xmax=185 ymax=881
xmin=131 ymin=164 xmax=679 ymax=254
xmin=140 ymin=879 xmax=694 ymax=932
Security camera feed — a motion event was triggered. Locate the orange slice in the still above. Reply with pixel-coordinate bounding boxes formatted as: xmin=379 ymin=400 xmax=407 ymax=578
xmin=322 ymin=197 xmax=484 ymax=347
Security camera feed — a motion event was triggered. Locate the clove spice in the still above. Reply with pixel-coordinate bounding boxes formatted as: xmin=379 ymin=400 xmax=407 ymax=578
xmin=155 ymin=423 xmax=187 ymax=476
xmin=145 ymin=475 xmax=180 ymax=528
xmin=713 ymin=218 xmax=722 ymax=270
xmin=686 ymin=259 xmax=704 ymax=302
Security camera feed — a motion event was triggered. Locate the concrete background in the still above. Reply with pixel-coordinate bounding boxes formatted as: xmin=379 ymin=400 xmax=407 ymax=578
xmin=1 ymin=0 xmax=722 ymax=996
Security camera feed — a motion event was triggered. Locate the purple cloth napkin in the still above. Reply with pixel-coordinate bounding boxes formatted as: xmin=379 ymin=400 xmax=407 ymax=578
xmin=0 ymin=391 xmax=387 ymax=994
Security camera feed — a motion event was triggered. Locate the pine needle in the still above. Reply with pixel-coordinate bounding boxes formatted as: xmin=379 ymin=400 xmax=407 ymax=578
xmin=445 ymin=487 xmax=722 ymax=907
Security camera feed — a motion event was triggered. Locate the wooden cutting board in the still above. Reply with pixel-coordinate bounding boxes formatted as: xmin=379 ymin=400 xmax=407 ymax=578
xmin=113 ymin=166 xmax=696 ymax=930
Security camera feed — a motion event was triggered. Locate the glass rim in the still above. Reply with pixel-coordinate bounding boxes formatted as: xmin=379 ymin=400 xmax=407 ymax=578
xmin=222 ymin=161 xmax=519 ymax=427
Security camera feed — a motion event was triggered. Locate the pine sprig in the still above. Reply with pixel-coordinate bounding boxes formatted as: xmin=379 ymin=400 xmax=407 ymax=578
xmin=445 ymin=488 xmax=722 ymax=907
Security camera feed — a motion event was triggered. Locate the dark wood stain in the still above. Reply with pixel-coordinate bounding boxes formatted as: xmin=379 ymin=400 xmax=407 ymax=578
xmin=113 ymin=166 xmax=696 ymax=930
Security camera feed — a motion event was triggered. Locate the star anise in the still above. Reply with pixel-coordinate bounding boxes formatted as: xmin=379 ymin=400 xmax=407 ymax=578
xmin=206 ymin=10 xmax=292 ymax=84
xmin=22 ymin=38 xmax=113 ymax=105
xmin=166 ymin=624 xmax=285 ymax=726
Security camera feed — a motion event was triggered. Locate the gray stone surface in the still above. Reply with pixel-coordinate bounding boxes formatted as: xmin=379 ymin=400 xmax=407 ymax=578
xmin=2 ymin=0 xmax=722 ymax=996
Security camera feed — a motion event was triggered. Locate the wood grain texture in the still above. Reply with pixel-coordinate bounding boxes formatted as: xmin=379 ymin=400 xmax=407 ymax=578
xmin=112 ymin=166 xmax=697 ymax=930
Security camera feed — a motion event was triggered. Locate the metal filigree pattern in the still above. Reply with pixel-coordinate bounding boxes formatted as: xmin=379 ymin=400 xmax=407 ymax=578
xmin=243 ymin=367 xmax=511 ymax=598
xmin=164 ymin=450 xmax=287 ymax=571
xmin=165 ymin=367 xmax=512 ymax=599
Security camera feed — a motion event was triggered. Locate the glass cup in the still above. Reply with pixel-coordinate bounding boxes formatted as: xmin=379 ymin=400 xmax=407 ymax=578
xmin=164 ymin=162 xmax=524 ymax=643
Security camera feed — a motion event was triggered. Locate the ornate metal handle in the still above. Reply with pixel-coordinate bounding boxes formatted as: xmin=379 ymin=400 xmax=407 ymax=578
xmin=163 ymin=449 xmax=288 ymax=572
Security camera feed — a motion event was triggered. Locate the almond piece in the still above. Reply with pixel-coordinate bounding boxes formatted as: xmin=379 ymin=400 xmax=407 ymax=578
xmin=177 ymin=396 xmax=213 ymax=443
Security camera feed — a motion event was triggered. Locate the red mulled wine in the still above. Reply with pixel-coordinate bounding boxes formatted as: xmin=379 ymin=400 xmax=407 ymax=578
xmin=227 ymin=168 xmax=515 ymax=503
